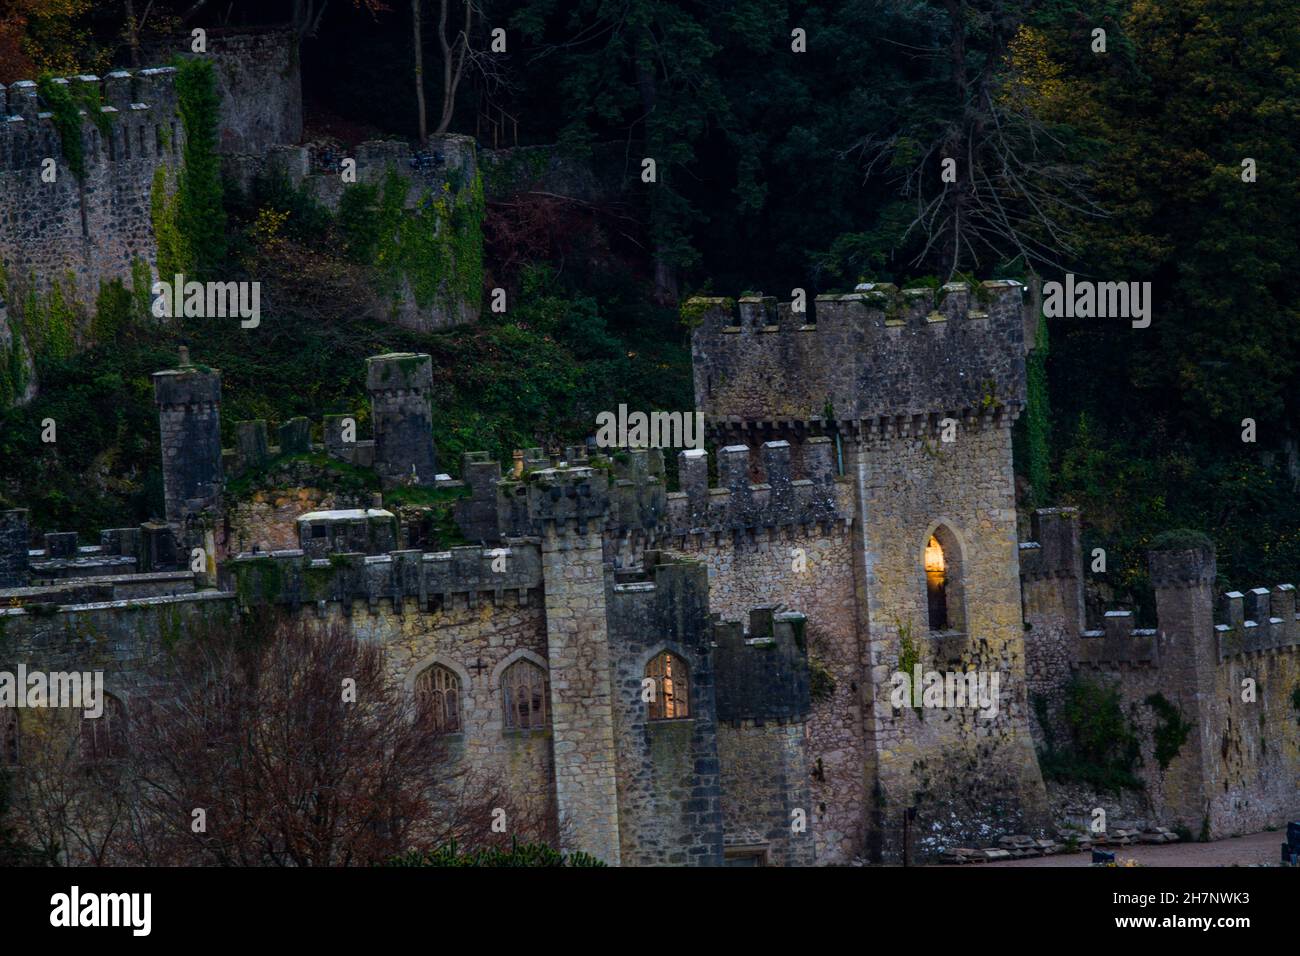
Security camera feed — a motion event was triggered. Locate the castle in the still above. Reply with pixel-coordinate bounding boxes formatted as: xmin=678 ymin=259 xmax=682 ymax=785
xmin=6 ymin=281 xmax=1296 ymax=865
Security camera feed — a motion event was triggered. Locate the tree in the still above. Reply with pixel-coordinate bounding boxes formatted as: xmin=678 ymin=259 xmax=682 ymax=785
xmin=841 ymin=2 xmax=1104 ymax=279
xmin=8 ymin=613 xmax=548 ymax=866
xmin=112 ymin=613 xmax=543 ymax=866
xmin=411 ymin=0 xmax=502 ymax=141
xmin=514 ymin=0 xmax=729 ymax=304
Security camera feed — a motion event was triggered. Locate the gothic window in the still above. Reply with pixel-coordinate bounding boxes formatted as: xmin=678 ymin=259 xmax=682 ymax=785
xmin=502 ymin=659 xmax=548 ymax=730
xmin=2 ymin=708 xmax=18 ymax=765
xmin=415 ymin=664 xmax=462 ymax=734
xmin=646 ymin=651 xmax=690 ymax=720
xmin=925 ymin=526 xmax=965 ymax=633
xmin=80 ymin=694 xmax=127 ymax=761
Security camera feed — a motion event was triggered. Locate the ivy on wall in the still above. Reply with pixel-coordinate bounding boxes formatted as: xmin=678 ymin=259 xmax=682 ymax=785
xmin=338 ymin=165 xmax=485 ymax=316
xmin=153 ymin=57 xmax=226 ymax=280
xmin=36 ymin=74 xmax=112 ymax=183
xmin=21 ymin=272 xmax=78 ymax=364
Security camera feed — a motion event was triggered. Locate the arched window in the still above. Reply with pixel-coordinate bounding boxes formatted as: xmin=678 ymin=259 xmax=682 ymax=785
xmin=80 ymin=694 xmax=127 ymax=761
xmin=646 ymin=651 xmax=690 ymax=720
xmin=924 ymin=526 xmax=965 ymax=633
xmin=502 ymin=659 xmax=548 ymax=730
xmin=415 ymin=664 xmax=462 ymax=734
xmin=2 ymin=708 xmax=18 ymax=765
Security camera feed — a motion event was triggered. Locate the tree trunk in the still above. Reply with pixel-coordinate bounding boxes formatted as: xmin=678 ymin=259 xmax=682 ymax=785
xmin=413 ymin=0 xmax=428 ymax=142
xmin=433 ymin=0 xmax=471 ymax=136
xmin=124 ymin=0 xmax=142 ymax=68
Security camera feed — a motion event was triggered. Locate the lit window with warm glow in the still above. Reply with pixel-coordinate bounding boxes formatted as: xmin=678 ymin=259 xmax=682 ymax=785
xmin=926 ymin=536 xmax=949 ymax=631
xmin=925 ymin=536 xmax=945 ymax=573
xmin=646 ymin=651 xmax=690 ymax=720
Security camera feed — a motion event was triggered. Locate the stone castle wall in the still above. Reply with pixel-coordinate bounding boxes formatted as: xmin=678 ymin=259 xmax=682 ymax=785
xmin=330 ymin=593 xmax=556 ymax=833
xmin=691 ymin=282 xmax=1027 ymax=432
xmin=1023 ymin=517 xmax=1300 ymax=840
xmin=606 ymin=556 xmax=724 ymax=866
xmin=849 ymin=419 xmax=1050 ymax=859
xmin=207 ymin=27 xmax=302 ymax=156
xmin=678 ymin=526 xmax=862 ymax=864
xmin=0 ymin=69 xmax=181 ymax=319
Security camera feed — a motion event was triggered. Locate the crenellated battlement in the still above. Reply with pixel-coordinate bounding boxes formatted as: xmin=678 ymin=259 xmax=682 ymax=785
xmin=0 ymin=512 xmax=196 ymax=596
xmin=1021 ymin=509 xmax=1300 ymax=669
xmin=690 ymin=281 xmax=1028 ymax=435
xmin=1073 ymin=612 xmax=1160 ymax=669
xmin=713 ymin=607 xmax=812 ymax=724
xmin=1214 ymin=583 xmax=1299 ymax=659
xmin=227 ymin=542 xmax=543 ymax=612
xmin=0 ymin=67 xmax=181 ymax=173
xmin=475 ymin=441 xmax=852 ymax=542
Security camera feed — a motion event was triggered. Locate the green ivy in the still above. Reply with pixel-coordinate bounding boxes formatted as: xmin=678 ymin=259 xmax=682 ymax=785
xmin=172 ymin=57 xmax=226 ymax=279
xmin=1038 ymin=676 xmax=1143 ymax=792
xmin=22 ymin=272 xmax=78 ymax=366
xmin=387 ymin=839 xmax=606 ymax=867
xmin=35 ymin=75 xmax=112 ymax=183
xmin=339 ymin=165 xmax=485 ymax=315
xmin=1146 ymin=693 xmax=1193 ymax=771
xmin=151 ymin=165 xmax=185 ymax=280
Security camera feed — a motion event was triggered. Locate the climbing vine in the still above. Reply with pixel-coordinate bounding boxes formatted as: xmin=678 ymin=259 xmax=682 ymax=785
xmin=1145 ymin=693 xmax=1193 ymax=771
xmin=151 ymin=165 xmax=185 ymax=280
xmin=171 ymin=57 xmax=226 ymax=279
xmin=338 ymin=165 xmax=485 ymax=315
xmin=36 ymin=74 xmax=112 ymax=183
xmin=21 ymin=272 xmax=78 ymax=364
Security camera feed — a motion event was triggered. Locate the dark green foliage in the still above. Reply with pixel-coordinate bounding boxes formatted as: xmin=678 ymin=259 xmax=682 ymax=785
xmin=1149 ymin=529 xmax=1215 ymax=553
xmin=37 ymin=74 xmax=88 ymax=181
xmin=0 ymin=227 xmax=688 ymax=536
xmin=173 ymin=57 xmax=226 ymax=279
xmin=92 ymin=277 xmax=136 ymax=343
xmin=387 ymin=839 xmax=605 ymax=867
xmin=1145 ymin=693 xmax=1193 ymax=771
xmin=1037 ymin=676 xmax=1142 ymax=792
xmin=1034 ymin=0 xmax=1300 ymax=596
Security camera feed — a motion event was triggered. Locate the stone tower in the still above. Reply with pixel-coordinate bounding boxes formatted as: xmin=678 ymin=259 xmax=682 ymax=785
xmin=0 ymin=508 xmax=29 ymax=588
xmin=152 ymin=347 xmax=223 ymax=545
xmin=366 ymin=353 xmax=438 ymax=487
xmin=689 ymin=281 xmax=1050 ymax=861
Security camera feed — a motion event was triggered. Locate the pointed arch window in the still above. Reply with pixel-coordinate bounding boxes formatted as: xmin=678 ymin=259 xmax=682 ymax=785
xmin=502 ymin=659 xmax=548 ymax=730
xmin=646 ymin=651 xmax=690 ymax=720
xmin=925 ymin=526 xmax=965 ymax=633
xmin=415 ymin=664 xmax=462 ymax=734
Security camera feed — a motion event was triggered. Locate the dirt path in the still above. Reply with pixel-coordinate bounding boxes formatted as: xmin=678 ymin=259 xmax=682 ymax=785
xmin=976 ymin=830 xmax=1284 ymax=867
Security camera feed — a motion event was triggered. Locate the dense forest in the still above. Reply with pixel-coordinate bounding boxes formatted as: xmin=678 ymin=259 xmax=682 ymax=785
xmin=1 ymin=0 xmax=1298 ymax=619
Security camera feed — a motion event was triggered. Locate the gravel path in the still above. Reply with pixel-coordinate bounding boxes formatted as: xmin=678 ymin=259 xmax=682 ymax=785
xmin=975 ymin=830 xmax=1284 ymax=867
